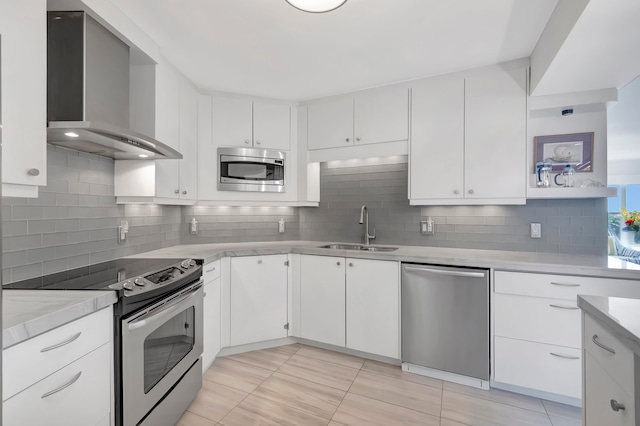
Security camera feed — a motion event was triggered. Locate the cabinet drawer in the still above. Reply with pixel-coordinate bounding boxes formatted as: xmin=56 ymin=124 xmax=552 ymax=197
xmin=584 ymin=313 xmax=634 ymax=396
xmin=494 ymin=336 xmax=581 ymax=399
xmin=495 ymin=293 xmax=581 ymax=348
xmin=3 ymin=343 xmax=112 ymax=426
xmin=203 ymin=259 xmax=221 ymax=282
xmin=3 ymin=307 xmax=112 ymax=400
xmin=495 ymin=271 xmax=640 ymax=301
xmin=585 ymin=352 xmax=635 ymax=426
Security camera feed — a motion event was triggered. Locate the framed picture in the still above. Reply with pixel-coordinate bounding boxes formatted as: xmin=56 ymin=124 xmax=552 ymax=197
xmin=534 ymin=132 xmax=594 ymax=172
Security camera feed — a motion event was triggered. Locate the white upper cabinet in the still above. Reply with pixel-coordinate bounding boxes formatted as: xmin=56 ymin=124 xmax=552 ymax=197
xmin=410 ymin=65 xmax=527 ymax=205
xmin=354 ymin=88 xmax=409 ymax=146
xmin=410 ymin=75 xmax=465 ymax=200
xmin=213 ymin=97 xmax=290 ymax=150
xmin=0 ymin=0 xmax=47 ymax=198
xmin=115 ymin=59 xmax=198 ymax=204
xmin=307 ymin=97 xmax=354 ymax=150
xmin=307 ymin=87 xmax=409 ymax=151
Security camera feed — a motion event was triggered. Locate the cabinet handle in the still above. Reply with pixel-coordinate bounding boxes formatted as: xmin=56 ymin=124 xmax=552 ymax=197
xmin=592 ymin=334 xmax=616 ymax=354
xmin=40 ymin=332 xmax=82 ymax=352
xmin=356 ymin=137 xmax=361 ymax=142
xmin=349 ymin=262 xmax=353 ymax=267
xmin=203 ymin=292 xmax=207 ymax=297
xmin=41 ymin=371 xmax=82 ymax=399
xmin=549 ymin=352 xmax=579 ymax=360
xmin=206 ymin=267 xmax=216 ymax=272
xmin=611 ymin=399 xmax=626 ymax=412
xmin=174 ymin=189 xmax=180 ymax=194
xmin=258 ymin=260 xmax=262 ymax=264
xmin=549 ymin=304 xmax=579 ymax=310
xmin=453 ymin=189 xmax=459 ymax=195
xmin=256 ymin=140 xmax=261 ymax=145
xmin=468 ymin=189 xmax=474 ymax=194
xmin=336 ymin=261 xmax=341 ymax=266
xmin=182 ymin=190 xmax=187 ymax=195
xmin=28 ymin=168 xmax=40 ymax=176
xmin=345 ymin=138 xmax=350 ymax=143
xmin=244 ymin=139 xmax=250 ymax=144
xmin=550 ymin=281 xmax=581 ymax=287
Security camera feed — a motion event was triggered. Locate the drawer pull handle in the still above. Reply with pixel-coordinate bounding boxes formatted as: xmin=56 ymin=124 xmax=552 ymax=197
xmin=549 ymin=304 xmax=579 ymax=310
xmin=550 ymin=281 xmax=581 ymax=287
xmin=611 ymin=399 xmax=625 ymax=412
xmin=592 ymin=334 xmax=616 ymax=354
xmin=206 ymin=267 xmax=216 ymax=272
xmin=41 ymin=371 xmax=82 ymax=399
xmin=40 ymin=332 xmax=82 ymax=352
xmin=549 ymin=352 xmax=579 ymax=360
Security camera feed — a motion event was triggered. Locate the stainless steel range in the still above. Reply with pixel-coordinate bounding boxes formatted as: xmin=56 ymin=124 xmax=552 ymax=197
xmin=8 ymin=257 xmax=204 ymax=426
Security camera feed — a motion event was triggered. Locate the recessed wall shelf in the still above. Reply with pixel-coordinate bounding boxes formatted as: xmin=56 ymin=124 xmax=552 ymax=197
xmin=526 ymin=187 xmax=618 ymax=199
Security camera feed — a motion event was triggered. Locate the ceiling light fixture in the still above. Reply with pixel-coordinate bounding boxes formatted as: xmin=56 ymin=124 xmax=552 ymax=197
xmin=285 ymin=0 xmax=347 ymax=13
xmin=138 ymin=154 xmax=149 ymax=158
xmin=64 ymin=132 xmax=80 ymax=138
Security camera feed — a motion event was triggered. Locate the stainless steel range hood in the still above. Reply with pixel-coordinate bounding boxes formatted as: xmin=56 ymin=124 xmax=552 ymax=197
xmin=47 ymin=11 xmax=181 ymax=160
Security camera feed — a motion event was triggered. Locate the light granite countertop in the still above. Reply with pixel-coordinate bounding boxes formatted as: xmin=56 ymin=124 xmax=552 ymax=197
xmin=578 ymin=295 xmax=640 ymax=356
xmin=130 ymin=240 xmax=640 ymax=280
xmin=2 ymin=290 xmax=117 ymax=349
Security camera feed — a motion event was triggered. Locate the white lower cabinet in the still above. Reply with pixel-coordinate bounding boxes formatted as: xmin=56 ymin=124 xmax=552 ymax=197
xmin=583 ymin=313 xmax=636 ymax=426
xmin=3 ymin=344 xmax=112 ymax=426
xmin=2 ymin=307 xmax=113 ymax=426
xmin=230 ymin=255 xmax=289 ymax=346
xmin=300 ymin=255 xmax=346 ymax=347
xmin=493 ymin=270 xmax=640 ymax=400
xmin=202 ymin=267 xmax=221 ymax=372
xmin=299 ymin=255 xmax=400 ymax=359
xmin=346 ymin=259 xmax=399 ymax=359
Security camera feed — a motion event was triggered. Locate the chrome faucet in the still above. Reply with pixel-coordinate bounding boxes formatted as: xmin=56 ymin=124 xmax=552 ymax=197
xmin=359 ymin=205 xmax=376 ymax=246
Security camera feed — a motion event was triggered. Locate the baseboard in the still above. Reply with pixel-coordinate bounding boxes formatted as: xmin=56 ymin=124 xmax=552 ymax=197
xmin=490 ymin=381 xmax=582 ymax=407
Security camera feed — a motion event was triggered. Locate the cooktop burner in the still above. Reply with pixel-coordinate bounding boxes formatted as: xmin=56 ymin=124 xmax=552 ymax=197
xmin=5 ymin=257 xmax=187 ymax=291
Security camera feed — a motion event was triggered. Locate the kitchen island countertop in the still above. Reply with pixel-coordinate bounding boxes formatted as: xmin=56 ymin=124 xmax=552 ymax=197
xmin=2 ymin=290 xmax=117 ymax=349
xmin=130 ymin=240 xmax=640 ymax=280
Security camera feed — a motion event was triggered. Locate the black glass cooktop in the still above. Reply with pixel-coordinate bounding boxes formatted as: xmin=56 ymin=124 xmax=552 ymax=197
xmin=5 ymin=258 xmax=185 ymax=291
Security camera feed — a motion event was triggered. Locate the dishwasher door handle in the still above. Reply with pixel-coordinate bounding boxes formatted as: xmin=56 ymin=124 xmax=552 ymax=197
xmin=403 ymin=266 xmax=486 ymax=279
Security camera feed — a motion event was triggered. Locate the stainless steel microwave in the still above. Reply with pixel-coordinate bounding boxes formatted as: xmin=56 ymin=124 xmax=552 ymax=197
xmin=218 ymin=147 xmax=286 ymax=193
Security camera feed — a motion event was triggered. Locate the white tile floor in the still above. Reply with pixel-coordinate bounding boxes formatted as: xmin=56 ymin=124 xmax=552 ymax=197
xmin=178 ymin=344 xmax=582 ymax=425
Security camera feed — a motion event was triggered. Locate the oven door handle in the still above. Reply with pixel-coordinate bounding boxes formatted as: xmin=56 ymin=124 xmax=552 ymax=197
xmin=127 ymin=284 xmax=202 ymax=332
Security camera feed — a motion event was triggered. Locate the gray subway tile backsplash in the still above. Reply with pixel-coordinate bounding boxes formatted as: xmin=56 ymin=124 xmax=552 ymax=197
xmin=2 ymin=148 xmax=608 ymax=284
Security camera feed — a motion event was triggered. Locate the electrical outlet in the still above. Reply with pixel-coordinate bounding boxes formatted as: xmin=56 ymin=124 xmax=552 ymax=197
xmin=420 ymin=217 xmax=435 ymax=235
xmin=278 ymin=218 xmax=285 ymax=234
xmin=530 ymin=223 xmax=541 ymax=238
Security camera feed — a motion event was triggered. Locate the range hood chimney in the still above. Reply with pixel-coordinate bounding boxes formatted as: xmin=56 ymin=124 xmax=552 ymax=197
xmin=47 ymin=11 xmax=181 ymax=160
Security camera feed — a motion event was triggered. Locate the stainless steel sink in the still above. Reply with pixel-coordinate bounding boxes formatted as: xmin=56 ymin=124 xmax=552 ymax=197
xmin=318 ymin=244 xmax=398 ymax=252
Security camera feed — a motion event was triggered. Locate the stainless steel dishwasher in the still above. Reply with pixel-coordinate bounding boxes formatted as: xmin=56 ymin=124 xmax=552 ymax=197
xmin=401 ymin=263 xmax=489 ymax=388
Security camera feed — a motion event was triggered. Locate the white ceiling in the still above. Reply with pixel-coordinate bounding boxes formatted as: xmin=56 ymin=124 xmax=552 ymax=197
xmin=110 ymin=0 xmax=558 ymax=101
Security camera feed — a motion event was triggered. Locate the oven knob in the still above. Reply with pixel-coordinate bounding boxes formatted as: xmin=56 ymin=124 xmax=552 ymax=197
xmin=188 ymin=259 xmax=196 ymax=267
xmin=181 ymin=260 xmax=190 ymax=269
xmin=134 ymin=278 xmax=145 ymax=287
xmin=123 ymin=281 xmax=134 ymax=291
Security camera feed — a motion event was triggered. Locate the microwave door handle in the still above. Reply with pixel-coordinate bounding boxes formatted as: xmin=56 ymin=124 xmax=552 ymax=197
xmin=220 ymin=177 xmax=284 ymax=185
xmin=219 ymin=156 xmax=281 ymax=166
xmin=127 ymin=284 xmax=202 ymax=332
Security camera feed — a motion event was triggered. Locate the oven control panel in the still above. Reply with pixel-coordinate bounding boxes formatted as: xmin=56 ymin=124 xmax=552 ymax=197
xmin=114 ymin=259 xmax=201 ymax=295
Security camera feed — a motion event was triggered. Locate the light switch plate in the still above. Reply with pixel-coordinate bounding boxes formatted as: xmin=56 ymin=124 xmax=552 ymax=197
xmin=530 ymin=223 xmax=541 ymax=238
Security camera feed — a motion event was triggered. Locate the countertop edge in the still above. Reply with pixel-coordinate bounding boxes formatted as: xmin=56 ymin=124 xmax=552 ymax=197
xmin=3 ymin=291 xmax=118 ymax=350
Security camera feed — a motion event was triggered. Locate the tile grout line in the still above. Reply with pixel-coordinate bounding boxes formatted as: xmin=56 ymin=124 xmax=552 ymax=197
xmin=327 ymin=354 xmax=365 ymax=424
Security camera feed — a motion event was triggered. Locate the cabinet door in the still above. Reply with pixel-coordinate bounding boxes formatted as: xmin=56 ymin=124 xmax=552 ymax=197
xmin=197 ymin=94 xmax=216 ymax=200
xmin=300 ymin=255 xmax=345 ymax=347
xmin=253 ymin=102 xmax=290 ymax=150
xmin=346 ymin=259 xmax=399 ymax=358
xmin=465 ymin=68 xmax=526 ymax=199
xmin=0 ymin=0 xmax=47 ymax=193
xmin=307 ymin=98 xmax=354 ymax=150
xmin=212 ymin=97 xmax=253 ymax=147
xmin=410 ymin=75 xmax=464 ymax=200
xmin=202 ymin=276 xmax=221 ymax=373
xmin=230 ymin=255 xmax=288 ymax=346
xmin=179 ymin=81 xmax=198 ymax=199
xmin=155 ymin=60 xmax=181 ymax=198
xmin=585 ymin=353 xmax=635 ymax=426
xmin=354 ymin=88 xmax=408 ymax=146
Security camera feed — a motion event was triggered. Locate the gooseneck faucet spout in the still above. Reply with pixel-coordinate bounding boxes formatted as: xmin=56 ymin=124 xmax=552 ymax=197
xmin=359 ymin=205 xmax=376 ymax=246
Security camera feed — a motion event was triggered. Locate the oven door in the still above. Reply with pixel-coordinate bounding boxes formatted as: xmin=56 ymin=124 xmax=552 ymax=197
xmin=122 ymin=281 xmax=203 ymax=426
